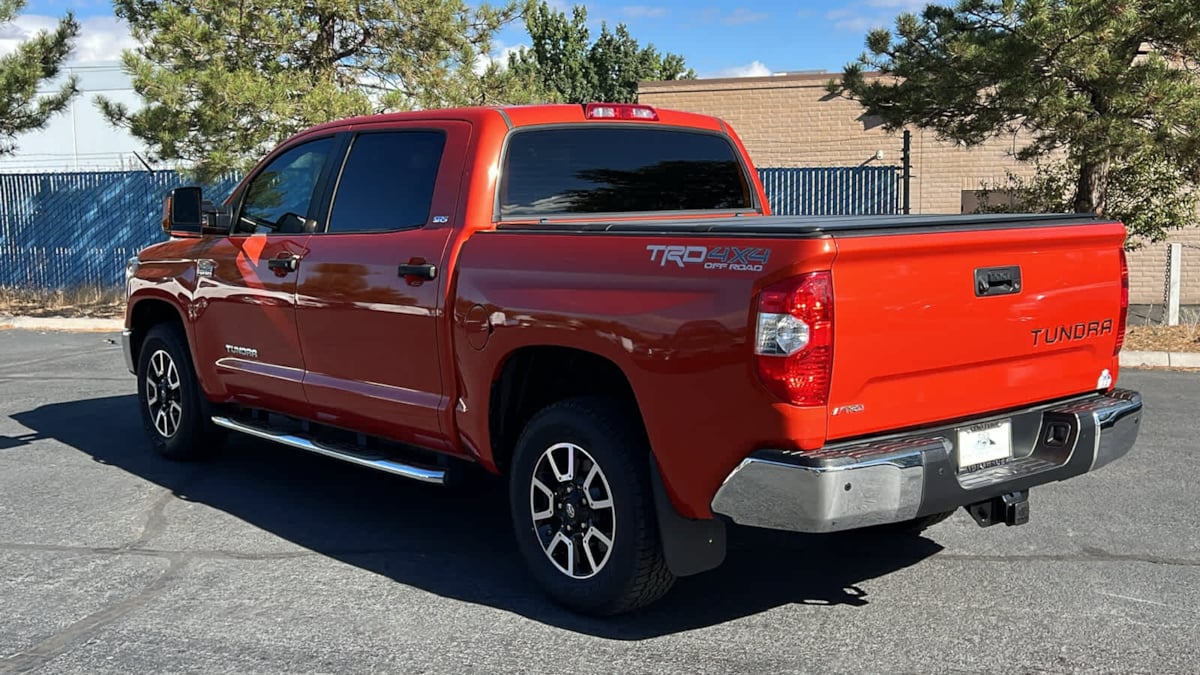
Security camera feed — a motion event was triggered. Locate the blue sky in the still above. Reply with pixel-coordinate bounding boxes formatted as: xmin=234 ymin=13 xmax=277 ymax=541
xmin=25 ymin=0 xmax=927 ymax=77
xmin=494 ymin=0 xmax=928 ymax=77
xmin=0 ymin=1 xmax=926 ymax=170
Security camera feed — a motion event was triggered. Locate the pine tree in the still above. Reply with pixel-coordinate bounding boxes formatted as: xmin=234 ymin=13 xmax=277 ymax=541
xmin=830 ymin=0 xmax=1200 ymax=241
xmin=0 ymin=0 xmax=79 ymax=154
xmin=99 ymin=0 xmax=534 ymax=179
xmin=509 ymin=2 xmax=694 ymax=104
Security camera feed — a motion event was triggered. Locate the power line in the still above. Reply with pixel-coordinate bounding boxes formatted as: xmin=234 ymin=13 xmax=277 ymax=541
xmin=0 ymin=152 xmax=130 ymax=158
xmin=35 ymin=87 xmax=135 ymax=95
xmin=64 ymin=65 xmax=128 ymax=72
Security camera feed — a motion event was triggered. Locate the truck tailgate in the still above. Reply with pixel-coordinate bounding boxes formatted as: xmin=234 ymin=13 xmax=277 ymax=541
xmin=825 ymin=220 xmax=1127 ymax=441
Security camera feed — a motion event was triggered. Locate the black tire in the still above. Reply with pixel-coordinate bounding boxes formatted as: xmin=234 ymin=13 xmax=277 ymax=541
xmin=508 ymin=397 xmax=674 ymax=615
xmin=136 ymin=323 xmax=221 ymax=461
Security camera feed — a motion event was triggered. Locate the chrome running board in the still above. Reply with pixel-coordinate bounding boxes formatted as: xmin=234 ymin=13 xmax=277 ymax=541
xmin=211 ymin=415 xmax=446 ymax=485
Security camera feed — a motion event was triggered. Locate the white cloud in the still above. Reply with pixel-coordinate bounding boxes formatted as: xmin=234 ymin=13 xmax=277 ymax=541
xmin=72 ymin=16 xmax=138 ymax=63
xmin=709 ymin=60 xmax=772 ymax=79
xmin=827 ymin=13 xmax=888 ymax=33
xmin=827 ymin=1 xmax=928 ymax=32
xmin=864 ymin=0 xmax=928 ymax=8
xmin=0 ymin=14 xmax=56 ymax=58
xmin=622 ymin=5 xmax=670 ymax=19
xmin=0 ymin=14 xmax=137 ymax=63
xmin=722 ymin=8 xmax=769 ymax=25
xmin=474 ymin=43 xmax=528 ymax=75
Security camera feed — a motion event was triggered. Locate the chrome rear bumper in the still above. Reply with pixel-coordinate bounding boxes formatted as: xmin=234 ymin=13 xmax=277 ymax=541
xmin=711 ymin=389 xmax=1142 ymax=533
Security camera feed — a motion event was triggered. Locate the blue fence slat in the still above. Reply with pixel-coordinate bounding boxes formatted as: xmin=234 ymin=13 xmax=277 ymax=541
xmin=757 ymin=166 xmax=899 ymax=217
xmin=1 ymin=166 xmax=898 ymax=290
xmin=0 ymin=170 xmax=240 ymax=288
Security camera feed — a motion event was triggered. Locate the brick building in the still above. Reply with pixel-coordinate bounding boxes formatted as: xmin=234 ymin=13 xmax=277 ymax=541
xmin=639 ymin=72 xmax=1200 ymax=306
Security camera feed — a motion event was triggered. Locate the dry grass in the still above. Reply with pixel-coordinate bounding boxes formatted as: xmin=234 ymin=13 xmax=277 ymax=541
xmin=1125 ymin=309 xmax=1200 ymax=353
xmin=0 ymin=285 xmax=125 ymax=319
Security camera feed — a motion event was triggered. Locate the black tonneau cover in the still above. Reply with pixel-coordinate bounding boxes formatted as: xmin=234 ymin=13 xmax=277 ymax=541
xmin=495 ymin=213 xmax=1102 ymax=237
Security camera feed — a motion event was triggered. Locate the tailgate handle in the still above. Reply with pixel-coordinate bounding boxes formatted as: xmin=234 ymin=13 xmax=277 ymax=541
xmin=975 ymin=266 xmax=1022 ymax=297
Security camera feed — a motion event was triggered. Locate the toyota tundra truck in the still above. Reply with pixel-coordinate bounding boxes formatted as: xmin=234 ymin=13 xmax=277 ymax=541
xmin=123 ymin=102 xmax=1142 ymax=615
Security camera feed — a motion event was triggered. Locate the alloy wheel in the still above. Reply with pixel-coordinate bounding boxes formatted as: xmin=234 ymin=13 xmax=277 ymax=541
xmin=144 ymin=349 xmax=183 ymax=438
xmin=529 ymin=442 xmax=617 ymax=579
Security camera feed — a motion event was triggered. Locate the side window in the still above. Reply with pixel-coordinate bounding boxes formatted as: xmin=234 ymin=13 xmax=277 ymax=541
xmin=238 ymin=137 xmax=334 ymax=234
xmin=326 ymin=131 xmax=446 ymax=233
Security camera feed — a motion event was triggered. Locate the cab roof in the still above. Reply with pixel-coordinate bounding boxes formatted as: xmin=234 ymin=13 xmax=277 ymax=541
xmin=293 ymin=103 xmax=726 ymax=140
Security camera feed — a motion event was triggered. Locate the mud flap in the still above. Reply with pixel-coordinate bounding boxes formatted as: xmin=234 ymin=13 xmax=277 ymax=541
xmin=649 ymin=457 xmax=726 ymax=577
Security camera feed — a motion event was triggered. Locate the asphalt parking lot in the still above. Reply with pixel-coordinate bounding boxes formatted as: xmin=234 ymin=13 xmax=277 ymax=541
xmin=1 ymin=329 xmax=1197 ymax=674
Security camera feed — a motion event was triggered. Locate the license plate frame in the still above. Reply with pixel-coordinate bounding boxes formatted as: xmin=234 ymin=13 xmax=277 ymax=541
xmin=956 ymin=419 xmax=1014 ymax=471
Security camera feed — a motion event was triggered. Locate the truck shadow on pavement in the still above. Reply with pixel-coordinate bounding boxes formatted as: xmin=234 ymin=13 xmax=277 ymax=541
xmin=12 ymin=394 xmax=943 ymax=639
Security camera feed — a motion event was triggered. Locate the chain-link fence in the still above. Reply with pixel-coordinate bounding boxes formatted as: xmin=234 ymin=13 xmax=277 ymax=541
xmin=757 ymin=166 xmax=901 ymax=216
xmin=0 ymin=166 xmax=908 ymax=291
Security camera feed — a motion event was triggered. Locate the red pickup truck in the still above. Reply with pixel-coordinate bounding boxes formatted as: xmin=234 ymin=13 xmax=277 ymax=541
xmin=124 ymin=103 xmax=1142 ymax=615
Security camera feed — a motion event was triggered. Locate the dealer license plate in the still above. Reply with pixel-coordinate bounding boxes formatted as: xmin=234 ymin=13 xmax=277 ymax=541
xmin=956 ymin=420 xmax=1013 ymax=470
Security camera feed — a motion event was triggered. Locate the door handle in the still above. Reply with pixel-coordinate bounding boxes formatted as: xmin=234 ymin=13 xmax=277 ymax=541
xmin=398 ymin=263 xmax=437 ymax=280
xmin=268 ymin=255 xmax=300 ymax=276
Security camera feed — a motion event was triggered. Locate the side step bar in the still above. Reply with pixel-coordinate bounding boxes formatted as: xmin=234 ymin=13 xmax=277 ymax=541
xmin=211 ymin=416 xmax=446 ymax=485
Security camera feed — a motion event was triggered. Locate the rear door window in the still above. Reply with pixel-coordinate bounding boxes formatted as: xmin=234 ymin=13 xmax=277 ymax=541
xmin=325 ymin=131 xmax=446 ymax=233
xmin=500 ymin=127 xmax=753 ymax=218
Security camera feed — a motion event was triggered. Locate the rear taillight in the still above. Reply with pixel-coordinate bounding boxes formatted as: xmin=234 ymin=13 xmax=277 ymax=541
xmin=584 ymin=103 xmax=659 ymax=121
xmin=1115 ymin=248 xmax=1129 ymax=356
xmin=755 ymin=271 xmax=834 ymax=406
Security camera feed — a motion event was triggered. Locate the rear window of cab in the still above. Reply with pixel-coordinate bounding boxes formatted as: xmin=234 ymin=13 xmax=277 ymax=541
xmin=499 ymin=127 xmax=754 ymax=218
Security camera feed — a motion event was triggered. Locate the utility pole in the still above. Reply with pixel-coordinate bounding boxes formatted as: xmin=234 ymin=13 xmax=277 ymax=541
xmin=901 ymin=129 xmax=912 ymax=215
xmin=69 ymin=66 xmax=79 ymax=171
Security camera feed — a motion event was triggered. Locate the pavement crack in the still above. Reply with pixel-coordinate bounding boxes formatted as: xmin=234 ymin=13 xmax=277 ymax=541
xmin=1093 ymin=590 xmax=1199 ymax=614
xmin=129 ymin=488 xmax=175 ymax=549
xmin=0 ymin=556 xmax=187 ymax=675
xmin=0 ymin=543 xmax=134 ymax=556
xmin=0 ymin=541 xmax=321 ymax=561
xmin=936 ymin=549 xmax=1200 ymax=567
xmin=0 ymin=350 xmax=104 ymax=375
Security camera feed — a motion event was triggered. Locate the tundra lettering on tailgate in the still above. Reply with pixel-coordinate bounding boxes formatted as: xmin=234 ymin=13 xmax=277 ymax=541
xmin=1031 ymin=319 xmax=1113 ymax=346
xmin=646 ymin=244 xmax=771 ymax=272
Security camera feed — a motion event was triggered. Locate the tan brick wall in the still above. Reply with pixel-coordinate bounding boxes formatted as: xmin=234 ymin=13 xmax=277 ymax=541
xmin=1126 ymin=231 xmax=1200 ymax=305
xmin=639 ymin=74 xmax=1035 ymax=214
xmin=639 ymin=73 xmax=1200 ymax=306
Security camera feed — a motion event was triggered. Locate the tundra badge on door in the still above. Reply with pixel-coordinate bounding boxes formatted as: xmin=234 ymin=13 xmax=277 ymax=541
xmin=224 ymin=344 xmax=259 ymax=359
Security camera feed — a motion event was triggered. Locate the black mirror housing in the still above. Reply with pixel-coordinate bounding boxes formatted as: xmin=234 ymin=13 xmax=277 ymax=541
xmin=200 ymin=199 xmax=234 ymax=235
xmin=163 ymin=186 xmax=204 ymax=235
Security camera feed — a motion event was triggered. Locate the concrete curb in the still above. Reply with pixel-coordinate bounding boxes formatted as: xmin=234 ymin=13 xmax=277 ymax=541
xmin=0 ymin=316 xmax=123 ymax=332
xmin=1120 ymin=350 xmax=1200 ymax=368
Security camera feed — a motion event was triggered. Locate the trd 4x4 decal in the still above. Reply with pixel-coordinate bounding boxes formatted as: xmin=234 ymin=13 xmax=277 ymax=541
xmin=646 ymin=244 xmax=771 ymax=272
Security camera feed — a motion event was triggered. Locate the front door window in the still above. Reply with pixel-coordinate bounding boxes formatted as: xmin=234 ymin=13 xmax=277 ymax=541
xmin=238 ymin=138 xmax=334 ymax=234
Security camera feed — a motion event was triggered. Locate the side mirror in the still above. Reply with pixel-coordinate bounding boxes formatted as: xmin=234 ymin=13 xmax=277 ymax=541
xmin=162 ymin=187 xmax=233 ymax=236
xmin=163 ymin=186 xmax=203 ymax=236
